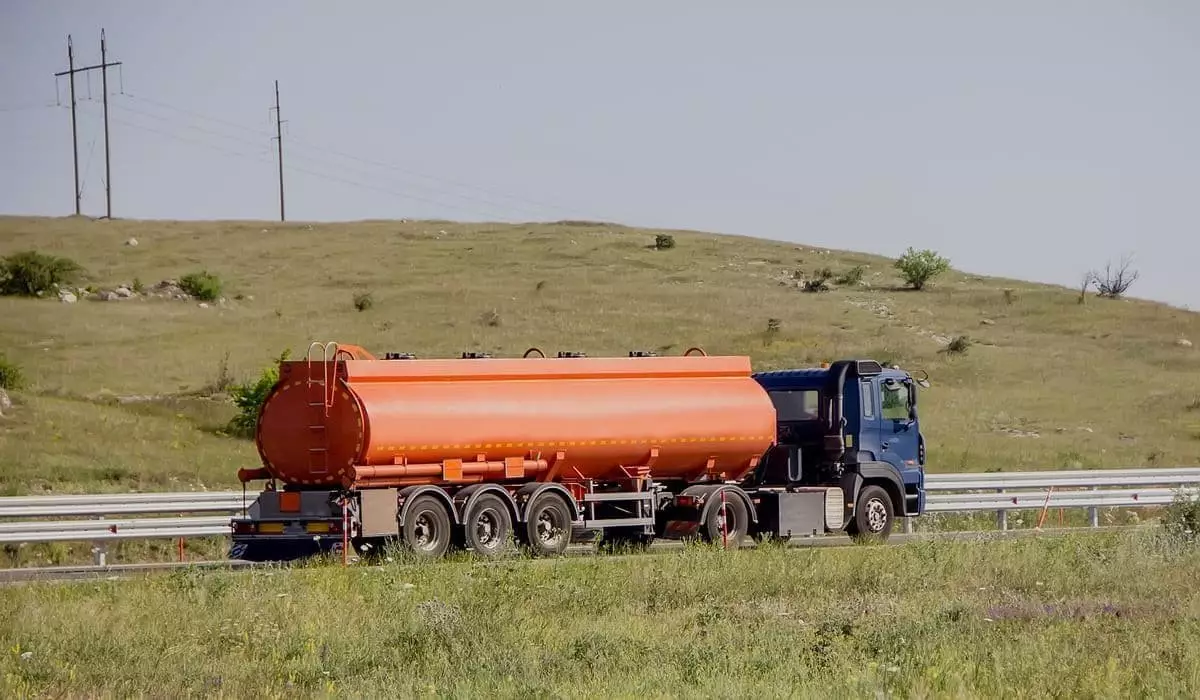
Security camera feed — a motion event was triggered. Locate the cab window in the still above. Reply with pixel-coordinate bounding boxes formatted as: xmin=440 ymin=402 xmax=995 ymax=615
xmin=861 ymin=382 xmax=875 ymax=419
xmin=768 ymin=390 xmax=820 ymax=421
xmin=881 ymin=382 xmax=910 ymax=421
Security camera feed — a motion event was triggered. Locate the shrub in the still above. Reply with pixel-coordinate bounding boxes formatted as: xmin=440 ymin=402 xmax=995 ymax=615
xmin=0 ymin=354 xmax=23 ymax=390
xmin=180 ymin=270 xmax=222 ymax=301
xmin=226 ymin=349 xmax=290 ymax=439
xmin=480 ymin=309 xmax=501 ymax=327
xmin=0 ymin=250 xmax=83 ymax=297
xmin=803 ymin=268 xmax=833 ymax=293
xmin=894 ymin=247 xmax=950 ymax=290
xmin=835 ymin=265 xmax=866 ymax=286
xmin=654 ymin=234 xmax=675 ymax=250
xmin=353 ymin=291 xmax=374 ymax=312
xmin=943 ymin=335 xmax=971 ymax=355
xmin=1162 ymin=491 xmax=1200 ymax=543
xmin=1088 ymin=255 xmax=1139 ymax=299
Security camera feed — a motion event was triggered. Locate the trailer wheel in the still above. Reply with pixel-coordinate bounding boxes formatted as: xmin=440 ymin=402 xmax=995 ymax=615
xmin=463 ymin=493 xmax=512 ymax=557
xmin=521 ymin=491 xmax=572 ymax=557
xmin=402 ymin=494 xmax=453 ymax=558
xmin=848 ymin=485 xmax=893 ymax=541
xmin=701 ymin=491 xmax=748 ymax=548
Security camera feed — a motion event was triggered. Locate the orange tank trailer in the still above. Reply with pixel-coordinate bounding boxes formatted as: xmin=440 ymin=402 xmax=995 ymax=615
xmin=247 ymin=346 xmax=777 ymax=492
xmin=230 ymin=342 xmax=856 ymax=562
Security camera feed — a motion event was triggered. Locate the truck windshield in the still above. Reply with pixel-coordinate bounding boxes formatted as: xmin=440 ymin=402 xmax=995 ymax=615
xmin=768 ymin=389 xmax=821 ymax=421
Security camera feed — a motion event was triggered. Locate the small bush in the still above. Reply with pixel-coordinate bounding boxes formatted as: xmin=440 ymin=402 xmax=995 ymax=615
xmin=654 ymin=234 xmax=675 ymax=250
xmin=0 ymin=354 xmax=23 ymax=390
xmin=226 ymin=350 xmax=290 ymax=439
xmin=180 ymin=271 xmax=222 ymax=301
xmin=895 ymin=247 xmax=950 ymax=290
xmin=0 ymin=250 xmax=83 ymax=297
xmin=1089 ymin=255 xmax=1139 ymax=299
xmin=353 ymin=291 xmax=374 ymax=312
xmin=802 ymin=268 xmax=833 ymax=293
xmin=1002 ymin=288 xmax=1015 ymax=305
xmin=132 ymin=278 xmax=145 ymax=294
xmin=835 ymin=265 xmax=865 ymax=286
xmin=480 ymin=309 xmax=501 ymax=327
xmin=943 ymin=335 xmax=971 ymax=355
xmin=206 ymin=351 xmax=234 ymax=395
xmin=1162 ymin=491 xmax=1200 ymax=543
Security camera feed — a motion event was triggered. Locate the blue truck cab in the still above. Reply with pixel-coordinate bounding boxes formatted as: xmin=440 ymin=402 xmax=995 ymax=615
xmin=746 ymin=359 xmax=927 ymax=539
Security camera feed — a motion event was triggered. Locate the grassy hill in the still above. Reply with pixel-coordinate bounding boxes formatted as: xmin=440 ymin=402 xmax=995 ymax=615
xmin=1 ymin=214 xmax=1199 ymax=497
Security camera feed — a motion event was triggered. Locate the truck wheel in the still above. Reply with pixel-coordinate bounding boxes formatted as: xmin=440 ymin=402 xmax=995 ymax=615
xmin=402 ymin=494 xmax=453 ymax=558
xmin=463 ymin=493 xmax=512 ymax=557
xmin=848 ymin=485 xmax=894 ymax=541
xmin=521 ymin=491 xmax=572 ymax=557
xmin=701 ymin=491 xmax=748 ymax=548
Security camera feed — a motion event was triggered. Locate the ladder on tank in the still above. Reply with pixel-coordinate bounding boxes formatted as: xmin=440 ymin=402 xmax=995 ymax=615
xmin=305 ymin=341 xmax=340 ymax=479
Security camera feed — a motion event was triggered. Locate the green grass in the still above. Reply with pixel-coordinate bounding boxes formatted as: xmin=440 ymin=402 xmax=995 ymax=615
xmin=2 ymin=531 xmax=1199 ymax=696
xmin=1 ymin=214 xmax=1199 ymax=499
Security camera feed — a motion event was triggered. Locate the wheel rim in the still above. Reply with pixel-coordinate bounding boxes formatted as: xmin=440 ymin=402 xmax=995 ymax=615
xmin=474 ymin=507 xmax=501 ymax=548
xmin=865 ymin=498 xmax=888 ymax=532
xmin=412 ymin=510 xmax=441 ymax=552
xmin=535 ymin=507 xmax=565 ymax=548
xmin=716 ymin=502 xmax=731 ymax=534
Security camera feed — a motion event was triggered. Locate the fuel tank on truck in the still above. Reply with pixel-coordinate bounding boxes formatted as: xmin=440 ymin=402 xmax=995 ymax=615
xmin=247 ymin=346 xmax=778 ymax=489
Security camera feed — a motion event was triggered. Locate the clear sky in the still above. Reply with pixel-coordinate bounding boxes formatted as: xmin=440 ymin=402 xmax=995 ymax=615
xmin=2 ymin=1 xmax=1197 ymax=309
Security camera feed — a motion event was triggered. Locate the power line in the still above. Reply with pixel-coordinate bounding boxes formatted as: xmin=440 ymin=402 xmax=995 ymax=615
xmin=92 ymin=110 xmax=514 ymax=220
xmin=53 ymin=30 xmax=122 ymax=218
xmin=110 ymin=93 xmax=540 ymax=220
xmin=114 ymin=90 xmax=599 ymax=221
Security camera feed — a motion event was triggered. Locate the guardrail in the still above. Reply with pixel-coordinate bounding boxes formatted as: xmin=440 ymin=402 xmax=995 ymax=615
xmin=1 ymin=468 xmax=1197 ymax=564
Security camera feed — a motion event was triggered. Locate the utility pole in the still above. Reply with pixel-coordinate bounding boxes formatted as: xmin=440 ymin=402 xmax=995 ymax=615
xmin=272 ymin=80 xmax=286 ymax=222
xmin=54 ymin=29 xmax=122 ymax=218
xmin=60 ymin=35 xmax=79 ymax=216
xmin=101 ymin=29 xmax=112 ymax=219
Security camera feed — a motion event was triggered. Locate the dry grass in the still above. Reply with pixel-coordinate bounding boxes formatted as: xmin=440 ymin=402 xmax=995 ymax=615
xmin=2 ymin=530 xmax=1200 ymax=697
xmin=1 ymin=214 xmax=1199 ymax=499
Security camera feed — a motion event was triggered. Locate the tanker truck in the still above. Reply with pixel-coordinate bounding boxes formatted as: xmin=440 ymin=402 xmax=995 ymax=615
xmin=228 ymin=342 xmax=927 ymax=561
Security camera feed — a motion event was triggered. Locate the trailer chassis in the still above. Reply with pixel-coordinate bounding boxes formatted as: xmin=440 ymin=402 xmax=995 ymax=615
xmin=230 ymin=476 xmax=849 ymax=562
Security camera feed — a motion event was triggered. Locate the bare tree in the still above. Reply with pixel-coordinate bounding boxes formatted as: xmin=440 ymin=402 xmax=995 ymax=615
xmin=1088 ymin=255 xmax=1139 ymax=299
xmin=1077 ymin=271 xmax=1092 ymax=304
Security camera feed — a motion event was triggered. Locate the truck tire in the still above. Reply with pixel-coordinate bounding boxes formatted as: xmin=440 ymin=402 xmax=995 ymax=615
xmin=463 ymin=493 xmax=512 ymax=557
xmin=521 ymin=491 xmax=572 ymax=557
xmin=848 ymin=484 xmax=894 ymax=541
xmin=402 ymin=494 xmax=453 ymax=558
xmin=701 ymin=491 xmax=748 ymax=547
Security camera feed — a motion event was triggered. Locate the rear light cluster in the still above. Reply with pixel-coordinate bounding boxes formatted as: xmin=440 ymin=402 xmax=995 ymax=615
xmin=232 ymin=520 xmax=343 ymax=535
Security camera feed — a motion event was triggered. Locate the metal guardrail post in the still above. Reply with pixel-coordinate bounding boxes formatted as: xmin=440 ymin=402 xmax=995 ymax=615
xmin=93 ymin=515 xmax=106 ymax=566
xmin=996 ymin=488 xmax=1007 ymax=530
xmin=902 ymin=517 xmax=913 ymax=534
xmin=1088 ymin=486 xmax=1099 ymax=527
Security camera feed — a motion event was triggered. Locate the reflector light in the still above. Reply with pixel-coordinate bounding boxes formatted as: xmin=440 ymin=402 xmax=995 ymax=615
xmin=279 ymin=491 xmax=301 ymax=512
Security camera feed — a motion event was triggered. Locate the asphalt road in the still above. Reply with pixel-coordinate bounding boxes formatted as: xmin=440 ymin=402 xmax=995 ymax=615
xmin=0 ymin=524 xmax=1143 ymax=586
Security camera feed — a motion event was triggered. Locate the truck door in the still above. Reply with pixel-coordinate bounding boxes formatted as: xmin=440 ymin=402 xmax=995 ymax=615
xmin=878 ymin=379 xmax=920 ymax=472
